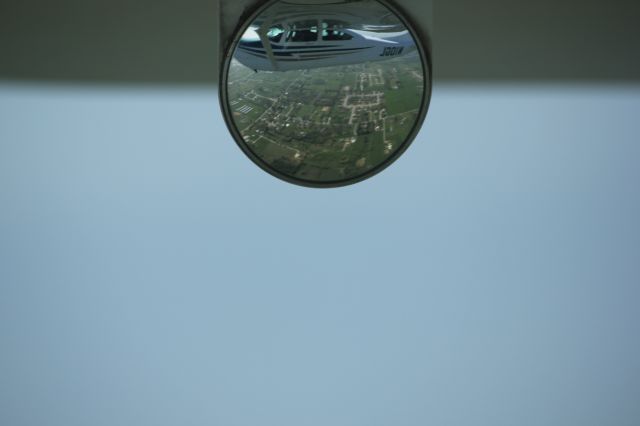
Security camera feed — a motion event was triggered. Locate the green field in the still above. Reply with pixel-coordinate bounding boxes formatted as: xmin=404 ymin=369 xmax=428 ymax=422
xmin=226 ymin=54 xmax=425 ymax=182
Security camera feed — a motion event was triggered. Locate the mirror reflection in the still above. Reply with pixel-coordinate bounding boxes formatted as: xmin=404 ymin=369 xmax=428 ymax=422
xmin=224 ymin=0 xmax=429 ymax=185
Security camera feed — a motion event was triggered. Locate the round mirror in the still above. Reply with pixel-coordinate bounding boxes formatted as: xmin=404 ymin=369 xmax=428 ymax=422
xmin=220 ymin=0 xmax=431 ymax=187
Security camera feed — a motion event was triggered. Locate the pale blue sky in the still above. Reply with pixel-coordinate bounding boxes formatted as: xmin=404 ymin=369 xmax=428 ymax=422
xmin=1 ymin=82 xmax=639 ymax=426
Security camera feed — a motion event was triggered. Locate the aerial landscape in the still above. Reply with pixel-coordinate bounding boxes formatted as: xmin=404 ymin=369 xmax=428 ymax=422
xmin=227 ymin=53 xmax=424 ymax=182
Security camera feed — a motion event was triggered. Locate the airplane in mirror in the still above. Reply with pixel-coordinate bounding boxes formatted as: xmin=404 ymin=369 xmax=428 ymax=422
xmin=234 ymin=2 xmax=418 ymax=72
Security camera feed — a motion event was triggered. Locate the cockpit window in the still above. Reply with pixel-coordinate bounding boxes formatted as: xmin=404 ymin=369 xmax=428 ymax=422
xmin=321 ymin=21 xmax=353 ymax=41
xmin=286 ymin=20 xmax=318 ymax=42
xmin=322 ymin=30 xmax=353 ymax=41
xmin=322 ymin=20 xmax=347 ymax=29
xmin=267 ymin=25 xmax=284 ymax=43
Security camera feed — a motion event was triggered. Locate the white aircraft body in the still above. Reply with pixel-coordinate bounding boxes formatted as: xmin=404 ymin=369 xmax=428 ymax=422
xmin=233 ymin=2 xmax=418 ymax=71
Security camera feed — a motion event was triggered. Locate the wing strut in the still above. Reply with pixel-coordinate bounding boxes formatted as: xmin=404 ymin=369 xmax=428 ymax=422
xmin=257 ymin=22 xmax=279 ymax=71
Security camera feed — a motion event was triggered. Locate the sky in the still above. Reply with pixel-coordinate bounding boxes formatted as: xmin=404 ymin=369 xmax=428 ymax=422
xmin=1 ymin=81 xmax=639 ymax=426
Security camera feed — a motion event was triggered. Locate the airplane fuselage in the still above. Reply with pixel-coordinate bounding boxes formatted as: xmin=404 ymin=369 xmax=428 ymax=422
xmin=235 ymin=29 xmax=416 ymax=72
